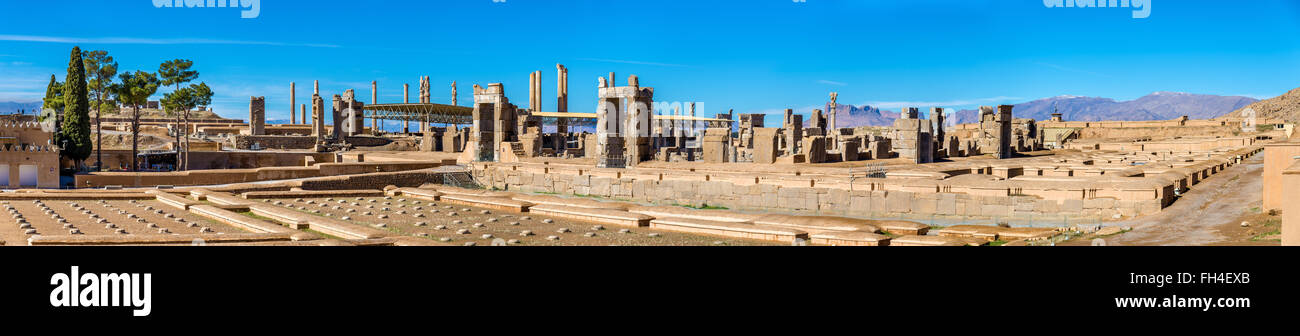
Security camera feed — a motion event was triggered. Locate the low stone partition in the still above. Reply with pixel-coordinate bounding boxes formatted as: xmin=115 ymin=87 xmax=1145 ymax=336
xmin=204 ymin=192 xmax=253 ymax=207
xmin=626 ymin=205 xmax=763 ymax=223
xmin=890 ymin=235 xmax=985 ymax=246
xmin=936 ymin=225 xmax=1058 ymax=242
xmin=147 ymin=190 xmax=200 ymax=210
xmin=809 ymin=231 xmax=890 ymax=246
xmin=27 ymin=233 xmax=295 ymax=246
xmin=439 ymin=194 xmax=534 ymax=212
xmin=247 ymin=203 xmax=388 ymax=239
xmin=242 ymin=190 xmax=385 ymax=199
xmin=528 ymin=204 xmax=652 ymax=227
xmin=392 ymin=188 xmax=442 ymax=201
xmin=511 ymin=194 xmax=632 ymax=210
xmin=935 ymin=225 xmax=1000 ymax=241
xmin=750 ymin=215 xmax=880 ymax=234
xmin=76 ymin=161 xmax=443 ymax=188
xmin=875 ymin=221 xmax=930 ymax=235
xmin=649 ymin=217 xmax=808 ymax=243
xmin=0 ymin=191 xmax=154 ymax=200
xmin=189 ymin=204 xmax=302 ymax=235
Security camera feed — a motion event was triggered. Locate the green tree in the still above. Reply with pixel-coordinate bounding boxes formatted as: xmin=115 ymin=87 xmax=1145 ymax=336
xmin=183 ymin=82 xmax=211 ymax=170
xmin=40 ymin=74 xmax=64 ymax=124
xmin=112 ymin=70 xmax=160 ymax=172
xmin=61 ymin=46 xmax=93 ymax=171
xmin=158 ymin=59 xmax=199 ymax=169
xmin=83 ymin=49 xmax=118 ymax=170
xmin=160 ymin=82 xmax=213 ymax=170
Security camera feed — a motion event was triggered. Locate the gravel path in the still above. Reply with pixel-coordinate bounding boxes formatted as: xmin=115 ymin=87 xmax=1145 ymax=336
xmin=1067 ymin=154 xmax=1264 ymax=246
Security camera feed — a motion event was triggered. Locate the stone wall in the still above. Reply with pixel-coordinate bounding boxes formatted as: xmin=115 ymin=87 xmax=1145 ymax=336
xmin=235 ymin=135 xmax=316 ymax=149
xmin=471 ymin=164 xmax=1163 ymax=224
xmin=76 ymin=161 xmax=442 ymax=188
xmin=298 ymin=169 xmax=449 ymax=190
xmin=470 ymin=145 xmax=1261 ymax=225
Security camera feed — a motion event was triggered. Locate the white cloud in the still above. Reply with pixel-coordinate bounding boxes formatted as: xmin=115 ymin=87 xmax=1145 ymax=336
xmin=0 ymin=34 xmax=339 ymax=48
xmin=817 ymin=79 xmax=847 ymax=86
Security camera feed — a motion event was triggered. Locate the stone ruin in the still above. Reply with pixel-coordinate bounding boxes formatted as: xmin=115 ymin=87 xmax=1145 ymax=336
xmin=977 ymin=105 xmax=1014 ymax=159
xmin=891 ymin=107 xmax=933 ymax=163
xmin=461 ymin=83 xmax=519 ymax=163
xmin=338 ymin=89 xmax=366 ymax=137
xmin=247 ymin=96 xmax=265 ymax=136
xmin=594 ymin=74 xmax=654 ymax=168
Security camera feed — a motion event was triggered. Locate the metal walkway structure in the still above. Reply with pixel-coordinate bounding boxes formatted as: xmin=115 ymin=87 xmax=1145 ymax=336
xmin=364 ymin=103 xmax=474 ymax=124
xmin=364 ymin=103 xmax=734 ymax=126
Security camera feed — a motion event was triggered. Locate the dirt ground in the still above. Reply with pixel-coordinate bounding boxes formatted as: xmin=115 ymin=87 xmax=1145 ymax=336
xmin=0 ymin=199 xmax=242 ymax=245
xmin=91 ymin=130 xmax=171 ymax=150
xmin=1059 ymin=154 xmax=1279 ymax=246
xmin=262 ymin=195 xmax=779 ymax=246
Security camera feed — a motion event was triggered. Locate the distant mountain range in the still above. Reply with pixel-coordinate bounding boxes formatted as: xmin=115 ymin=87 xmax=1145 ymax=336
xmin=812 ymin=92 xmax=1260 ymax=128
xmin=0 ymin=101 xmax=42 ymax=115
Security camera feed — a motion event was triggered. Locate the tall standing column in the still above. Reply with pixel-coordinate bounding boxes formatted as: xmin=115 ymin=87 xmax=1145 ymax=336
xmin=300 ymin=104 xmax=306 ymax=127
xmin=371 ymin=81 xmax=378 ymax=134
xmin=828 ymin=92 xmax=839 ymax=150
xmin=555 ymin=64 xmax=568 ymax=152
xmin=290 ymin=82 xmax=296 ymax=124
xmin=449 ymin=81 xmax=457 ymax=142
xmin=528 ymin=71 xmax=537 ymax=112
xmin=403 ymin=83 xmax=410 ymax=134
xmin=312 ymin=80 xmax=319 ymax=126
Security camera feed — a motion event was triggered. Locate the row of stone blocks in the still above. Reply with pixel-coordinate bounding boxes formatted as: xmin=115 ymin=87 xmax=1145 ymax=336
xmin=388 ymin=185 xmax=1006 ymax=246
xmin=29 ymin=189 xmax=451 ymax=246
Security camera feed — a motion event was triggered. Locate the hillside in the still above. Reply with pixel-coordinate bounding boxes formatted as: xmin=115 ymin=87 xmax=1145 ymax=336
xmin=1222 ymin=87 xmax=1300 ymax=123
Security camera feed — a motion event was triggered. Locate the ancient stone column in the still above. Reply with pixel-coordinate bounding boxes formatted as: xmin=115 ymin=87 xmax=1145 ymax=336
xmin=313 ymin=80 xmax=319 ymax=95
xmin=331 ymin=94 xmax=343 ymax=141
xmin=290 ymin=82 xmax=296 ymax=124
xmin=932 ymin=107 xmax=945 ymax=155
xmin=556 ymin=64 xmax=568 ymax=153
xmin=371 ymin=81 xmax=377 ymax=134
xmin=301 ymin=104 xmax=307 ymax=127
xmin=403 ymin=83 xmax=411 ymax=133
xmin=249 ymin=96 xmax=265 ymax=135
xmin=451 ymin=81 xmax=457 ymax=106
xmin=528 ymin=71 xmax=536 ymax=112
xmin=312 ymin=94 xmax=325 ymax=141
xmin=828 ymin=92 xmax=839 ymax=149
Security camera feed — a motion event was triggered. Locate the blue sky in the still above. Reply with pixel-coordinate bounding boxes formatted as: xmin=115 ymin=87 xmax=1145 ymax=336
xmin=2 ymin=0 xmax=1299 ymax=128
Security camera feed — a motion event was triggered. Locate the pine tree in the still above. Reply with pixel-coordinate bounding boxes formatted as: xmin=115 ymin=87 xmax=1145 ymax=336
xmin=159 ymin=59 xmax=198 ymax=170
xmin=113 ymin=70 xmax=160 ymax=172
xmin=83 ymin=49 xmax=118 ymax=170
xmin=61 ymin=46 xmax=93 ymax=170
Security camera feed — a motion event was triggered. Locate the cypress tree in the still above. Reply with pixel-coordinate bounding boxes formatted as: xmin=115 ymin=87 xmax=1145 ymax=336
xmin=61 ymin=46 xmax=93 ymax=170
